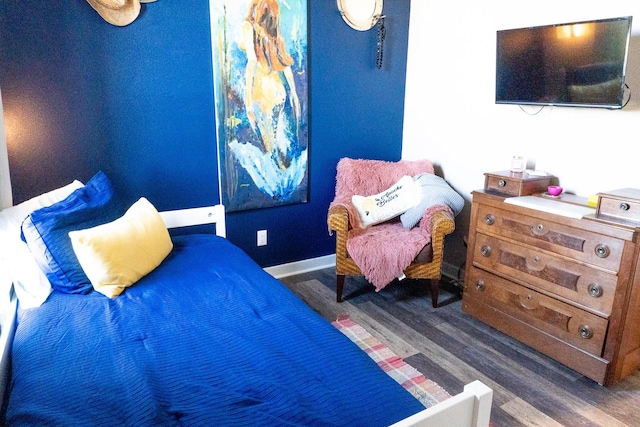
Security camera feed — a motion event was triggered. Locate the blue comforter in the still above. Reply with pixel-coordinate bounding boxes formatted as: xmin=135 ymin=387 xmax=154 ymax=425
xmin=6 ymin=235 xmax=424 ymax=426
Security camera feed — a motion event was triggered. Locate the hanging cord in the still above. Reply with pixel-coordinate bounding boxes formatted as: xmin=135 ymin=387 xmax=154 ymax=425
xmin=517 ymin=83 xmax=632 ymax=111
xmin=518 ymin=104 xmax=546 ymax=115
xmin=376 ymin=15 xmax=386 ymax=69
xmin=622 ymin=83 xmax=631 ymax=108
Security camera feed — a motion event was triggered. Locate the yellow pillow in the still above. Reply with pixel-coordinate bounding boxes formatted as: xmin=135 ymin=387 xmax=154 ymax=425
xmin=69 ymin=197 xmax=173 ymax=298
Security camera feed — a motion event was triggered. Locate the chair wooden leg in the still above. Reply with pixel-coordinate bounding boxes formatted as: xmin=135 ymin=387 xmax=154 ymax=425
xmin=337 ymin=275 xmax=345 ymax=302
xmin=430 ymin=278 xmax=440 ymax=308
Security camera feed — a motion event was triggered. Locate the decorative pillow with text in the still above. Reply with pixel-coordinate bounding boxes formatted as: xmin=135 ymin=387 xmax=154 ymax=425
xmin=352 ymin=175 xmax=422 ymax=228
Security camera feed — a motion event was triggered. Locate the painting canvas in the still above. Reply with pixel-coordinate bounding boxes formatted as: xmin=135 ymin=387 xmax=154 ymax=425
xmin=210 ymin=0 xmax=308 ymax=212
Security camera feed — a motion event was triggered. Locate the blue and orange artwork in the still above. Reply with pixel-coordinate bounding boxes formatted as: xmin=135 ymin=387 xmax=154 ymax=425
xmin=210 ymin=0 xmax=308 ymax=211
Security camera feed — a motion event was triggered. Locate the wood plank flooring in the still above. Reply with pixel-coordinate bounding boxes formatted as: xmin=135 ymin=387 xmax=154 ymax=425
xmin=278 ymin=269 xmax=640 ymax=427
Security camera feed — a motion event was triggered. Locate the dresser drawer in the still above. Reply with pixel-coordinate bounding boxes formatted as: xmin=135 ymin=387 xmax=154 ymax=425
xmin=472 ymin=233 xmax=618 ymax=316
xmin=484 ymin=170 xmax=553 ymax=197
xmin=466 ymin=267 xmax=608 ymax=356
xmin=597 ymin=188 xmax=640 ymax=224
xmin=475 ymin=203 xmax=624 ymax=273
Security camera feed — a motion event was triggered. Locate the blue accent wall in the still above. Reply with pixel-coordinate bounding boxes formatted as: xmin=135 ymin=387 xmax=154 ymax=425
xmin=0 ymin=0 xmax=410 ymax=267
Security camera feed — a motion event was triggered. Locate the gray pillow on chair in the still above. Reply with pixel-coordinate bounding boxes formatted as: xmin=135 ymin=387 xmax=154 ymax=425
xmin=400 ymin=173 xmax=464 ymax=229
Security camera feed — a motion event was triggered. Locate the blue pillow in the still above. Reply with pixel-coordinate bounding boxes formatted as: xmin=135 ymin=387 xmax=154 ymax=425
xmin=400 ymin=173 xmax=465 ymax=229
xmin=21 ymin=171 xmax=126 ymax=294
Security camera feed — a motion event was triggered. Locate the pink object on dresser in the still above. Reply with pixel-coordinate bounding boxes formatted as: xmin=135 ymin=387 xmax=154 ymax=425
xmin=547 ymin=185 xmax=563 ymax=196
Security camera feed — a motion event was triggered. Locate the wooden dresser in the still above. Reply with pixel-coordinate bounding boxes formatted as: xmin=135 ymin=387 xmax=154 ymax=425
xmin=463 ymin=191 xmax=640 ymax=385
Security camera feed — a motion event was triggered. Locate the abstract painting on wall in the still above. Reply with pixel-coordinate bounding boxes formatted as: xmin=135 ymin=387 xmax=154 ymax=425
xmin=210 ymin=0 xmax=308 ymax=212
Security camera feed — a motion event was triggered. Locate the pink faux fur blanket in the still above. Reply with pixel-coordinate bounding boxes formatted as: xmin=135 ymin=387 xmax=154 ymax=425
xmin=329 ymin=158 xmax=452 ymax=291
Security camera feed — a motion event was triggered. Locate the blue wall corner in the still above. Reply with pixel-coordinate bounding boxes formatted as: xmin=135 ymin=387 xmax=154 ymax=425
xmin=0 ymin=0 xmax=411 ymax=267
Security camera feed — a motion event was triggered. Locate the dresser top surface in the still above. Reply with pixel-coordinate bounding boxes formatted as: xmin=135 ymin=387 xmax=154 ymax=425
xmin=471 ymin=190 xmax=639 ymax=235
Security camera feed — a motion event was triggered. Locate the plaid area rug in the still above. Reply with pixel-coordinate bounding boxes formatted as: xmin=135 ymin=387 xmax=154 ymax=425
xmin=332 ymin=315 xmax=451 ymax=408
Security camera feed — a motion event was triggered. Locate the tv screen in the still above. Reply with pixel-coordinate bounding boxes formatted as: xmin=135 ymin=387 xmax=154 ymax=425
xmin=496 ymin=16 xmax=632 ymax=109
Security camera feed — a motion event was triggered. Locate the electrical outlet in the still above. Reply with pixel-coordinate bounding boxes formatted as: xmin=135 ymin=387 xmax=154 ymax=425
xmin=257 ymin=230 xmax=267 ymax=246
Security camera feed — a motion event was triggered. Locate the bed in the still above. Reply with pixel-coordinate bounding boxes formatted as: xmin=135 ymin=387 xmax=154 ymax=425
xmin=0 ymin=173 xmax=492 ymax=426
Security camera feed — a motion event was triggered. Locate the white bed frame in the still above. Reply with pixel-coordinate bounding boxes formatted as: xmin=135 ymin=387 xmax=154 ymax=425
xmin=391 ymin=380 xmax=493 ymax=427
xmin=158 ymin=204 xmax=226 ymax=237
xmin=0 ymin=204 xmax=492 ymax=426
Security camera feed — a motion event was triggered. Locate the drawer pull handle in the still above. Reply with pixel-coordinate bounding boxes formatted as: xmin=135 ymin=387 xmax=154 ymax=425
xmin=595 ymin=244 xmax=610 ymax=258
xmin=518 ymin=293 xmax=538 ymax=310
xmin=619 ymin=202 xmax=630 ymax=211
xmin=484 ymin=214 xmax=495 ymax=225
xmin=588 ymin=283 xmax=603 ymax=298
xmin=498 ymin=179 xmax=506 ymax=187
xmin=530 ymin=223 xmax=549 ymax=236
xmin=480 ymin=246 xmax=492 ymax=257
xmin=476 ymin=280 xmax=485 ymax=291
xmin=579 ymin=325 xmax=593 ymax=339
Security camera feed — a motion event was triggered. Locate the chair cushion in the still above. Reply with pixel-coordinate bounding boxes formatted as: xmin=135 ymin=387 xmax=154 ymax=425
xmin=346 ymin=220 xmax=429 ymax=290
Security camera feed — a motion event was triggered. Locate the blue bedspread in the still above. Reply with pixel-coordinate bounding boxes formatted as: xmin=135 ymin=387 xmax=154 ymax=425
xmin=6 ymin=235 xmax=424 ymax=426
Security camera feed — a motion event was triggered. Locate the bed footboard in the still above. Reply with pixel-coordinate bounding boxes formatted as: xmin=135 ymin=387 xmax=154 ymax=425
xmin=390 ymin=380 xmax=492 ymax=427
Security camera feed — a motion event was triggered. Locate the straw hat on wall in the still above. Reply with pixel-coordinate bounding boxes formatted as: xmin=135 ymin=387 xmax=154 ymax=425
xmin=86 ymin=0 xmax=141 ymax=27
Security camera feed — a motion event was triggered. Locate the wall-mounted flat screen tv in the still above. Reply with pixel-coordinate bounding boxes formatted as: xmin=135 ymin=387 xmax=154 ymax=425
xmin=496 ymin=16 xmax=633 ymax=109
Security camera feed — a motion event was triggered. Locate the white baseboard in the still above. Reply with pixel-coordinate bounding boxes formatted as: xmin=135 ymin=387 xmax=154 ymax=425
xmin=265 ymin=254 xmax=463 ymax=282
xmin=265 ymin=254 xmax=336 ymax=279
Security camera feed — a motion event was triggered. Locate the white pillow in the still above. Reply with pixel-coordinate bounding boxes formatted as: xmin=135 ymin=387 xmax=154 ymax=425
xmin=69 ymin=197 xmax=173 ymax=298
xmin=0 ymin=180 xmax=84 ymax=237
xmin=2 ymin=240 xmax=54 ymax=309
xmin=352 ymin=175 xmax=422 ymax=228
xmin=0 ymin=180 xmax=83 ymax=308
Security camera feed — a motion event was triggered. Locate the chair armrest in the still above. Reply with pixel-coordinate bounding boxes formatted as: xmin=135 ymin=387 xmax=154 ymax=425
xmin=328 ymin=205 xmax=350 ymax=234
xmin=328 ymin=205 xmax=352 ymax=264
xmin=430 ymin=209 xmax=455 ymax=237
xmin=429 ymin=209 xmax=456 ymax=266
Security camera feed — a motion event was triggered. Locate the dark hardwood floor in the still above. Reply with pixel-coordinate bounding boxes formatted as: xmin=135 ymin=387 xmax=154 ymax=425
xmin=279 ymin=269 xmax=640 ymax=427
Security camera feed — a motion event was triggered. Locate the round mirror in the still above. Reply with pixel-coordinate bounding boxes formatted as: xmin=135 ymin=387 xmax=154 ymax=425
xmin=337 ymin=0 xmax=383 ymax=31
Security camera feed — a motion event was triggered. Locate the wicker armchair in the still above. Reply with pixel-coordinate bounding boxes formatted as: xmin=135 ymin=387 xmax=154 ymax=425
xmin=327 ymin=158 xmax=456 ymax=308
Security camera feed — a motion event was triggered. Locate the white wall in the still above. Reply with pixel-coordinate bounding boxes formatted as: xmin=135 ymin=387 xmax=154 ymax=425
xmin=402 ymin=1 xmax=640 ymax=269
xmin=0 ymin=87 xmax=12 ymax=209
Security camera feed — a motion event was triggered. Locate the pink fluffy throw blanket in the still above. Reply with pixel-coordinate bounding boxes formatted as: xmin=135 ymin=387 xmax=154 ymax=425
xmin=329 ymin=158 xmax=452 ymax=291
